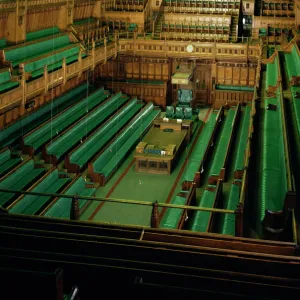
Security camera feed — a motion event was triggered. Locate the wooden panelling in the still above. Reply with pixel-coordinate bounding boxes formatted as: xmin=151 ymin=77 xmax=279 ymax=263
xmin=213 ymin=90 xmax=253 ymax=108
xmin=103 ymin=81 xmax=170 ymax=109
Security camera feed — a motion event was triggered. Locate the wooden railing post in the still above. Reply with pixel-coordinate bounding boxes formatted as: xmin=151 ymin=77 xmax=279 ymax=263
xmin=151 ymin=200 xmax=159 ymax=228
xmin=235 ymin=203 xmax=244 ymax=237
xmin=70 ymin=195 xmax=80 ymax=221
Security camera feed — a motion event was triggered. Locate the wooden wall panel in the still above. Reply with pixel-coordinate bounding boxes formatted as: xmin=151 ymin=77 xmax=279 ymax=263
xmin=0 ymin=15 xmax=8 ymax=38
xmin=214 ymin=90 xmax=253 ymax=108
xmin=26 ymin=8 xmax=60 ymax=32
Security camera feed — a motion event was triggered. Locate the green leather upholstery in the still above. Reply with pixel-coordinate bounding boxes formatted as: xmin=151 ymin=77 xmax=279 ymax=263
xmin=0 ymin=70 xmax=19 ymax=93
xmin=0 ymin=149 xmax=21 ymax=178
xmin=175 ymin=107 xmax=184 ymax=119
xmin=69 ymin=98 xmax=143 ymax=170
xmin=23 ymin=88 xmax=109 ymax=153
xmin=184 ymin=107 xmax=193 ymax=119
xmin=0 ymin=159 xmax=45 ymax=207
xmin=177 ymin=89 xmax=193 ymax=107
xmin=0 ymin=83 xmax=89 ymax=147
xmin=220 ymin=183 xmax=240 ymax=236
xmin=45 ymin=92 xmax=129 ymax=161
xmin=160 ymin=193 xmax=187 ymax=228
xmin=189 ymin=188 xmax=216 ymax=232
xmin=44 ymin=176 xmax=96 ymax=219
xmin=209 ymin=108 xmax=237 ymax=177
xmin=234 ymin=105 xmax=251 ymax=173
xmin=92 ymin=102 xmax=161 ymax=180
xmin=9 ymin=169 xmax=71 ymax=215
xmin=26 ymin=27 xmax=60 ymax=42
xmin=183 ymin=110 xmax=218 ymax=182
xmin=166 ymin=106 xmax=174 ymax=118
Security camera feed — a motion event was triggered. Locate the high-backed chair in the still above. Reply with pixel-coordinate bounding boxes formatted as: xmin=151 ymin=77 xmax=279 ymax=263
xmin=177 ymin=89 xmax=193 ymax=107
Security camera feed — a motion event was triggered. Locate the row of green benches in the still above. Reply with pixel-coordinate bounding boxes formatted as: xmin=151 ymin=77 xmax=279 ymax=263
xmin=43 ymin=92 xmax=129 ymax=164
xmin=3 ymin=33 xmax=73 ymax=68
xmin=215 ymin=85 xmax=255 ymax=92
xmin=21 ymin=87 xmax=110 ymax=155
xmin=285 ymin=45 xmax=300 ymax=150
xmin=0 ymin=83 xmax=90 ymax=147
xmin=285 ymin=44 xmax=300 ymax=84
xmin=0 ymin=69 xmax=19 ymax=93
xmin=182 ymin=107 xmax=223 ymax=187
xmin=166 ymin=106 xmax=193 ymax=119
xmin=260 ymin=57 xmax=288 ymax=221
xmin=208 ymin=105 xmax=240 ymax=184
xmin=8 ymin=168 xmax=72 ymax=215
xmin=43 ymin=175 xmax=96 ymax=219
xmin=66 ymin=98 xmax=144 ymax=173
xmin=26 ymin=27 xmax=61 ymax=42
xmin=24 ymin=44 xmax=86 ymax=80
xmin=0 ymin=147 xmax=22 ymax=178
xmin=88 ymin=102 xmax=161 ymax=185
xmin=162 ymin=24 xmax=230 ymax=31
xmin=188 ymin=182 xmax=221 ymax=232
xmin=0 ymin=158 xmax=46 ymax=208
xmin=233 ymin=105 xmax=251 ymax=178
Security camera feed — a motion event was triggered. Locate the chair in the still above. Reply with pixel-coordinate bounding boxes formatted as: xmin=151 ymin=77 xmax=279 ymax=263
xmin=166 ymin=106 xmax=175 ymax=118
xmin=184 ymin=107 xmax=193 ymax=119
xmin=177 ymin=89 xmax=193 ymax=107
xmin=175 ymin=107 xmax=184 ymax=119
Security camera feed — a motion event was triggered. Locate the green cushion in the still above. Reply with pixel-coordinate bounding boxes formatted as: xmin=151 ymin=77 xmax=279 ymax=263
xmin=189 ymin=189 xmax=216 ymax=232
xmin=166 ymin=106 xmax=174 ymax=118
xmin=0 ymin=163 xmax=45 ymax=207
xmin=220 ymin=183 xmax=240 ymax=235
xmin=70 ymin=99 xmax=143 ymax=169
xmin=0 ymin=83 xmax=90 ymax=147
xmin=0 ymin=71 xmax=11 ymax=84
xmin=6 ymin=34 xmax=71 ymax=66
xmin=92 ymin=102 xmax=157 ymax=173
xmin=23 ymin=88 xmax=108 ymax=152
xmin=175 ymin=107 xmax=184 ymax=119
xmin=0 ymin=81 xmax=19 ymax=93
xmin=10 ymin=170 xmax=70 ymax=215
xmin=26 ymin=27 xmax=61 ymax=42
xmin=46 ymin=93 xmax=128 ymax=160
xmin=160 ymin=195 xmax=186 ymax=229
xmin=100 ymin=109 xmax=160 ymax=178
xmin=234 ymin=105 xmax=251 ymax=172
xmin=183 ymin=110 xmax=218 ymax=182
xmin=0 ymin=149 xmax=11 ymax=165
xmin=210 ymin=108 xmax=236 ymax=176
xmin=0 ymin=158 xmax=21 ymax=178
xmin=266 ymin=56 xmax=278 ymax=88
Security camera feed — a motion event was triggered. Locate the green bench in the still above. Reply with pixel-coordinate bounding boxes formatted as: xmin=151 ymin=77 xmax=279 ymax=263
xmin=209 ymin=108 xmax=237 ymax=179
xmin=23 ymin=88 xmax=109 ymax=153
xmin=160 ymin=193 xmax=187 ymax=229
xmin=0 ymin=83 xmax=90 ymax=147
xmin=0 ymin=38 xmax=7 ymax=48
xmin=43 ymin=176 xmax=96 ymax=219
xmin=219 ymin=182 xmax=240 ymax=236
xmin=189 ymin=188 xmax=216 ymax=232
xmin=24 ymin=45 xmax=83 ymax=79
xmin=26 ymin=27 xmax=61 ymax=42
xmin=0 ymin=69 xmax=19 ymax=93
xmin=9 ymin=169 xmax=71 ymax=215
xmin=233 ymin=105 xmax=251 ymax=178
xmin=45 ymin=92 xmax=128 ymax=162
xmin=291 ymin=85 xmax=300 ymax=138
xmin=68 ymin=98 xmax=144 ymax=171
xmin=183 ymin=109 xmax=219 ymax=183
xmin=90 ymin=102 xmax=161 ymax=183
xmin=265 ymin=56 xmax=278 ymax=90
xmin=215 ymin=85 xmax=254 ymax=92
xmin=285 ymin=46 xmax=300 ymax=81
xmin=260 ymin=95 xmax=287 ymax=221
xmin=4 ymin=34 xmax=72 ymax=68
xmin=0 ymin=148 xmax=22 ymax=178
xmin=0 ymin=159 xmax=46 ymax=208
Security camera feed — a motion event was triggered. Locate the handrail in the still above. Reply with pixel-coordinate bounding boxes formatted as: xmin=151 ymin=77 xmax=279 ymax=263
xmin=67 ymin=286 xmax=80 ymax=300
xmin=0 ymin=187 xmax=235 ymax=214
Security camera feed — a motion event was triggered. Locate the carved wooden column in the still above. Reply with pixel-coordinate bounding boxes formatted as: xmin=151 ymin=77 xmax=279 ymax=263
xmin=151 ymin=201 xmax=159 ymax=228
